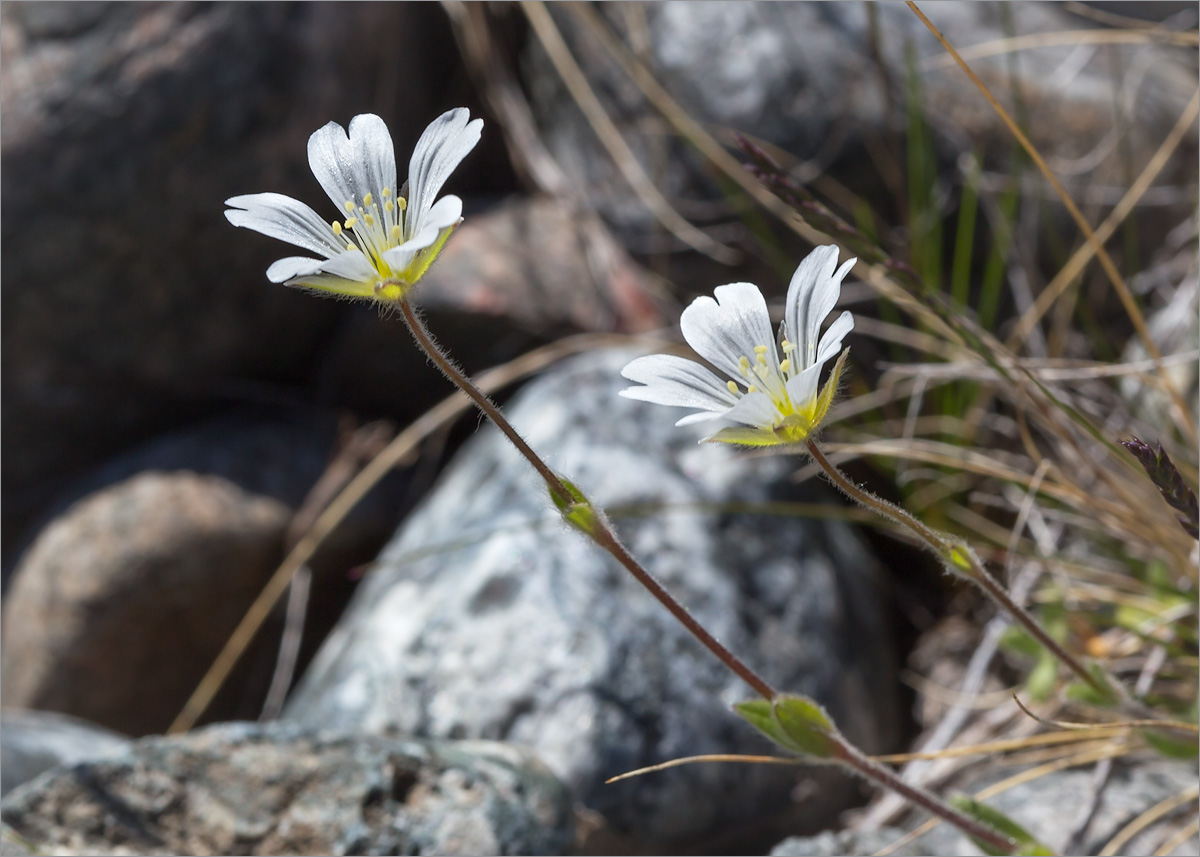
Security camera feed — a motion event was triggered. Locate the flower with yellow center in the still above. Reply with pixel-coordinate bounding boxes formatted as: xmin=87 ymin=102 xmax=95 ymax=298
xmin=225 ymin=109 xmax=482 ymax=303
xmin=620 ymin=245 xmax=855 ymax=446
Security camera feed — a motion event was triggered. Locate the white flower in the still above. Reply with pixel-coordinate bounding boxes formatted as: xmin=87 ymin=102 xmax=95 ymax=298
xmin=225 ymin=109 xmax=482 ymax=303
xmin=620 ymin=245 xmax=855 ymax=446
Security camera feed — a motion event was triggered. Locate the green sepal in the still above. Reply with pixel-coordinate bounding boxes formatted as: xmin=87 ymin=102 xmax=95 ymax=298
xmin=949 ymin=794 xmax=1052 ymax=856
xmin=733 ymin=694 xmax=840 ymax=760
xmin=703 ymin=426 xmax=784 ymax=447
xmin=1141 ymin=728 xmax=1200 ymax=759
xmin=549 ymin=477 xmax=600 ymax=537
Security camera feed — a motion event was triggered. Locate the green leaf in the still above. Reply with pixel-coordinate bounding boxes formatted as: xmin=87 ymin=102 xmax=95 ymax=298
xmin=949 ymin=794 xmax=1052 ymax=856
xmin=733 ymin=699 xmax=795 ymax=751
xmin=1142 ymin=728 xmax=1200 ymax=760
xmin=1025 ymin=651 xmax=1059 ymax=702
xmin=771 ymin=694 xmax=840 ymax=759
xmin=1063 ymin=663 xmax=1121 ymax=708
xmin=733 ymin=694 xmax=841 ymax=760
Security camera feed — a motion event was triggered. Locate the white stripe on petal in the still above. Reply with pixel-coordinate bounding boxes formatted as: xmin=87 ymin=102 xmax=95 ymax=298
xmin=619 ymin=353 xmax=739 ymax=413
xmin=406 ymin=109 xmax=483 ymax=240
xmin=679 ymin=282 xmax=778 ymax=382
xmin=267 ymin=256 xmax=327 ymax=283
xmin=785 ymin=246 xmax=855 ymax=371
xmin=815 ymin=310 xmax=854 ymax=366
xmin=308 ymin=114 xmax=396 ymax=215
xmin=225 ymin=193 xmax=344 ymax=258
xmin=348 ymin=114 xmax=397 ymax=211
xmin=720 ymin=391 xmax=780 ymax=428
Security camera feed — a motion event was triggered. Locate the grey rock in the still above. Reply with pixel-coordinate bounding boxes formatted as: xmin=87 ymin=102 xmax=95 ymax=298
xmin=521 ymin=2 xmax=1197 ymax=239
xmin=771 ymin=757 xmax=1199 ymax=856
xmin=0 ymin=711 xmax=130 ymax=798
xmin=285 ymin=348 xmax=899 ymax=848
xmin=0 ymin=1 xmax=482 ymax=552
xmin=0 ymin=721 xmax=573 ymax=856
xmin=771 ymin=826 xmax=919 ymax=857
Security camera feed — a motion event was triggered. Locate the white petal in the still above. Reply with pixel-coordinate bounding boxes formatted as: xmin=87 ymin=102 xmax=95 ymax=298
xmin=266 ymin=256 xmax=326 ymax=283
xmin=422 ymin=195 xmax=464 ymax=231
xmin=675 ymin=410 xmax=729 ymax=426
xmin=405 ymin=108 xmax=482 ymax=239
xmin=380 ymin=227 xmax=441 ymax=272
xmin=720 ymin=391 xmax=780 ymax=429
xmin=225 ymin=193 xmax=343 ymax=258
xmin=316 ymin=248 xmax=378 ymax=282
xmin=308 ymin=114 xmax=397 ymax=215
xmin=815 ymin=310 xmax=854 ymax=366
xmin=679 ymin=282 xmax=778 ymax=382
xmin=785 ymin=363 xmax=822 ymax=410
xmin=784 ymin=246 xmax=854 ymax=371
xmin=618 ymin=353 xmax=739 ymax=414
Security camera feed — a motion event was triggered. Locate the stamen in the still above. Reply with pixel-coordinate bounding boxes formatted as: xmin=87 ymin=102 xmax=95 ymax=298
xmin=780 ymin=359 xmax=791 ymax=374
xmin=782 ymin=339 xmax=796 ymax=354
xmin=727 ymin=380 xmax=739 ymax=395
xmin=391 ymin=225 xmax=402 ymax=240
xmin=364 ymin=213 xmax=376 ymax=227
xmin=397 ymin=197 xmax=408 ymax=211
xmin=363 ymin=192 xmax=373 ymax=206
xmin=344 ymin=200 xmax=356 ymax=213
xmin=332 ymin=221 xmax=343 ymax=236
xmin=345 ymin=241 xmax=358 ymax=251
xmin=384 ymin=201 xmax=395 ymax=213
xmin=747 ymin=384 xmax=758 ymax=393
xmin=382 ymin=187 xmax=392 ymax=198
xmin=344 ymin=217 xmax=358 ymax=229
xmin=754 ymin=345 xmax=769 ymax=355
xmin=756 ymin=353 xmax=768 ymax=366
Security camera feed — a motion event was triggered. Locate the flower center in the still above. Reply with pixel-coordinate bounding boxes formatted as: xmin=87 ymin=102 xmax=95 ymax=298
xmin=331 ymin=187 xmax=408 ymax=275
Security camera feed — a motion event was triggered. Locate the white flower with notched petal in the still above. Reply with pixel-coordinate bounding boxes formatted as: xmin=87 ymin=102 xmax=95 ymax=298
xmin=621 ymin=245 xmax=855 ymax=447
xmin=225 ymin=109 xmax=482 ymax=303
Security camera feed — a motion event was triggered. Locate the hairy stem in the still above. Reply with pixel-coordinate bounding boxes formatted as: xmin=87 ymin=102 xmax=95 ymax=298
xmin=806 ymin=438 xmax=1108 ymax=699
xmin=398 ymin=299 xmax=776 ymax=700
xmin=834 ymin=743 xmax=1019 ymax=854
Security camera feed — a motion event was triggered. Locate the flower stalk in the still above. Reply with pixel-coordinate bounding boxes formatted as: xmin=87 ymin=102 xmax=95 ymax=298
xmin=804 ymin=438 xmax=1111 ymax=701
xmin=397 ymin=298 xmax=778 ymax=701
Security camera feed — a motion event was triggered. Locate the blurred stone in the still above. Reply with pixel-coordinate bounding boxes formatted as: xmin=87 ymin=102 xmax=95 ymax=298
xmin=0 ymin=0 xmax=493 ymax=557
xmin=0 ymin=721 xmax=574 ymax=856
xmin=2 ymin=472 xmax=288 ymax=736
xmin=285 ymin=348 xmax=899 ymax=850
xmin=2 ymin=414 xmax=409 ymax=735
xmin=771 ymin=757 xmax=1199 ymax=856
xmin=0 ymin=711 xmax=130 ymax=798
xmin=519 ymin=2 xmax=1197 ymax=240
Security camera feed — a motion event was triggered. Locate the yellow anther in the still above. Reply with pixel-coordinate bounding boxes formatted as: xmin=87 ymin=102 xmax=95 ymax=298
xmin=344 ymin=200 xmax=356 ymax=213
xmin=780 ymin=359 xmax=791 ymax=374
xmin=332 ymin=221 xmax=343 ymax=236
xmin=364 ymin=213 xmax=376 ymax=227
xmin=747 ymin=384 xmax=758 ymax=393
xmin=384 ymin=201 xmax=395 ymax=213
xmin=756 ymin=354 xmax=767 ymax=366
xmin=391 ymin=225 xmax=402 ymax=240
xmin=782 ymin=339 xmax=795 ymax=353
xmin=363 ymin=193 xmax=373 ymax=207
xmin=754 ymin=345 xmax=769 ymax=354
xmin=397 ymin=197 xmax=407 ymax=211
xmin=344 ymin=217 xmax=358 ymax=229
xmin=738 ymin=356 xmax=751 ymax=373
xmin=345 ymin=241 xmax=357 ymax=251
xmin=382 ymin=187 xmax=392 ymax=198
xmin=727 ymin=380 xmax=739 ymax=395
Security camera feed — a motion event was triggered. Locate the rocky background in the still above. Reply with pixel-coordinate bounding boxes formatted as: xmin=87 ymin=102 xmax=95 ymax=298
xmin=2 ymin=3 xmax=1196 ymax=855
